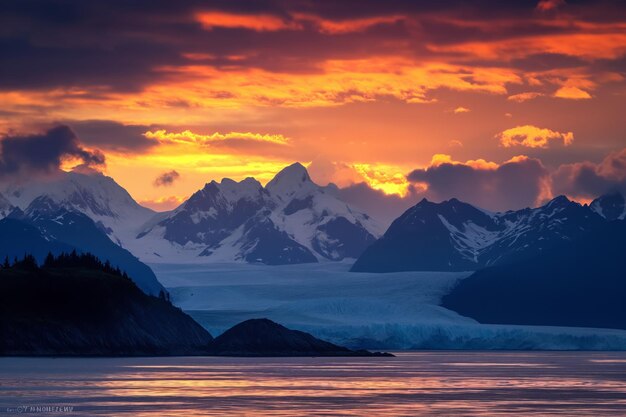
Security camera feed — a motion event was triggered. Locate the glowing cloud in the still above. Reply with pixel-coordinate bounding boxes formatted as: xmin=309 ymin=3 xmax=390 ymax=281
xmin=554 ymin=86 xmax=592 ymax=100
xmin=507 ymin=92 xmax=544 ymax=102
xmin=139 ymin=195 xmax=187 ymax=211
xmin=497 ymin=125 xmax=574 ymax=148
xmin=196 ymin=12 xmax=299 ymax=32
xmin=144 ymin=130 xmax=290 ymax=146
xmin=453 ymin=107 xmax=471 ymax=114
xmin=352 ymin=163 xmax=411 ymax=197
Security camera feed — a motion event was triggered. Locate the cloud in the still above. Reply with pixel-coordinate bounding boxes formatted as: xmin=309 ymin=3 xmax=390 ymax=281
xmin=307 ymin=159 xmax=363 ymax=187
xmin=144 ymin=129 xmax=290 ymax=146
xmin=70 ymin=120 xmax=157 ymax=152
xmin=453 ymin=106 xmax=470 ymax=114
xmin=352 ymin=163 xmax=412 ymax=197
xmin=0 ymin=125 xmax=104 ymax=178
xmin=553 ymin=86 xmax=592 ymax=100
xmin=536 ymin=0 xmax=566 ymax=12
xmin=497 ymin=125 xmax=574 ymax=148
xmin=139 ymin=195 xmax=187 ymax=212
xmin=307 ymin=159 xmax=412 ymax=197
xmin=153 ymin=170 xmax=180 ymax=187
xmin=407 ymin=154 xmax=551 ymax=210
xmin=329 ymin=182 xmax=421 ymax=228
xmin=196 ymin=12 xmax=301 ymax=32
xmin=552 ymin=148 xmax=626 ymax=199
xmin=507 ymin=92 xmax=544 ymax=102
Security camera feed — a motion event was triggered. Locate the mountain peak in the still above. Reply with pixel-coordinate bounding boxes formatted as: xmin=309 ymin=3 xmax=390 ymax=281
xmin=546 ymin=195 xmax=571 ymax=208
xmin=275 ymin=162 xmax=311 ymax=181
xmin=590 ymin=191 xmax=626 ymax=220
xmin=266 ymin=162 xmax=315 ymax=198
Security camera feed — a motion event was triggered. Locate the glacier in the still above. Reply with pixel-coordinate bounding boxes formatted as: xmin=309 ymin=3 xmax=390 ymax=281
xmin=152 ymin=262 xmax=626 ymax=350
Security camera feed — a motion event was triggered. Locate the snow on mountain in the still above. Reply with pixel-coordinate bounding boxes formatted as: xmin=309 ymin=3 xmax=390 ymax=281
xmin=2 ymin=195 xmax=165 ymax=296
xmin=351 ymin=194 xmax=608 ymax=272
xmin=0 ymin=171 xmax=155 ymax=247
xmin=134 ymin=163 xmax=381 ymax=264
xmin=590 ymin=192 xmax=626 ymax=220
xmin=0 ymin=192 xmax=14 ymax=218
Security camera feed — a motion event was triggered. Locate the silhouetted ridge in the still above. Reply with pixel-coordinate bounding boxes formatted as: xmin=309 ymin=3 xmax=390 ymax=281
xmin=210 ymin=319 xmax=392 ymax=357
xmin=0 ymin=252 xmax=211 ymax=356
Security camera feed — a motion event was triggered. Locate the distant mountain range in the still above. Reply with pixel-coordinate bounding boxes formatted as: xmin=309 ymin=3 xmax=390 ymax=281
xmin=2 ymin=164 xmax=623 ymax=275
xmin=130 ymin=162 xmax=381 ymax=264
xmin=352 ymin=192 xmax=625 ymax=272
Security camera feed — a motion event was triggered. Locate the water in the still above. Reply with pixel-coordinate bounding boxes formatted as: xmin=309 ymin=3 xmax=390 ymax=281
xmin=1 ymin=352 xmax=626 ymax=416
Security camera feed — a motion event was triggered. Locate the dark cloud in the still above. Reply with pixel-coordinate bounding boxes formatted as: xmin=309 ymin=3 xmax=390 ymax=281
xmin=69 ymin=120 xmax=156 ymax=152
xmin=2 ymin=0 xmax=625 ymax=93
xmin=153 ymin=170 xmax=180 ymax=187
xmin=552 ymin=148 xmax=626 ymax=199
xmin=0 ymin=125 xmax=105 ymax=177
xmin=330 ymin=182 xmax=421 ymax=227
xmin=407 ymin=156 xmax=550 ymax=211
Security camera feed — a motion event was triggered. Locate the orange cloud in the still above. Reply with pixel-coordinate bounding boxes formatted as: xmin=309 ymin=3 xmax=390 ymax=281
xmin=293 ymin=14 xmax=405 ymax=34
xmin=428 ymin=31 xmax=626 ymax=61
xmin=430 ymin=154 xmax=499 ymax=170
xmin=453 ymin=106 xmax=471 ymax=114
xmin=144 ymin=129 xmax=290 ymax=146
xmin=554 ymin=86 xmax=592 ymax=99
xmin=497 ymin=125 xmax=574 ymax=148
xmin=196 ymin=12 xmax=299 ymax=32
xmin=508 ymin=92 xmax=544 ymax=102
xmin=125 ymin=59 xmax=521 ymax=112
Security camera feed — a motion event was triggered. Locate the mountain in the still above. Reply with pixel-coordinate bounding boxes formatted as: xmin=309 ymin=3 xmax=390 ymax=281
xmin=590 ymin=192 xmax=626 ymax=221
xmin=209 ymin=318 xmax=392 ymax=357
xmin=0 ymin=256 xmax=212 ymax=356
xmin=0 ymin=170 xmax=155 ymax=247
xmin=2 ymin=196 xmax=165 ymax=296
xmin=134 ymin=163 xmax=381 ymax=264
xmin=441 ymin=220 xmax=626 ymax=330
xmin=351 ymin=195 xmax=607 ymax=272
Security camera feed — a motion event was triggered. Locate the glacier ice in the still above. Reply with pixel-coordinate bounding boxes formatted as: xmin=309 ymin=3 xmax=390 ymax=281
xmin=152 ymin=261 xmax=626 ymax=350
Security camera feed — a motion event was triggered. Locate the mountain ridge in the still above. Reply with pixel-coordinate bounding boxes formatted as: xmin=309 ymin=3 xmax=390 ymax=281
xmin=132 ymin=162 xmax=381 ymax=264
xmin=351 ymin=193 xmax=615 ymax=272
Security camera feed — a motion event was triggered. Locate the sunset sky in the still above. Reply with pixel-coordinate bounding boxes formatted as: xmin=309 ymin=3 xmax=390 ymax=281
xmin=1 ymin=0 xmax=625 ymax=216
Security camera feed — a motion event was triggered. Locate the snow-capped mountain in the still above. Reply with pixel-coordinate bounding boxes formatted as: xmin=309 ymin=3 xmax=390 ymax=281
xmin=134 ymin=163 xmax=381 ymax=264
xmin=0 ymin=171 xmax=155 ymax=247
xmin=590 ymin=192 xmax=626 ymax=221
xmin=351 ymin=194 xmax=609 ymax=272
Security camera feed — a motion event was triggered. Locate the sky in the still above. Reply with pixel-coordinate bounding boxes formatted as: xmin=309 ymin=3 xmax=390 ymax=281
xmin=1 ymin=0 xmax=625 ymax=219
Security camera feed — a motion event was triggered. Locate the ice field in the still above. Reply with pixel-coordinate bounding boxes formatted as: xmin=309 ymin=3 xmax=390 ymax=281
xmin=152 ymin=261 xmax=626 ymax=350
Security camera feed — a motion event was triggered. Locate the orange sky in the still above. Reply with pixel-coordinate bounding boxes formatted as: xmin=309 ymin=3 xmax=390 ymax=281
xmin=1 ymin=0 xmax=625 ymax=211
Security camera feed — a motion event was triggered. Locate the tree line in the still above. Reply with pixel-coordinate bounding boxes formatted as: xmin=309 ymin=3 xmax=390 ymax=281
xmin=2 ymin=250 xmax=130 ymax=279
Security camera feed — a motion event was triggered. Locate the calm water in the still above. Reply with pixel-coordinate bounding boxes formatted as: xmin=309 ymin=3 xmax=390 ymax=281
xmin=1 ymin=352 xmax=626 ymax=416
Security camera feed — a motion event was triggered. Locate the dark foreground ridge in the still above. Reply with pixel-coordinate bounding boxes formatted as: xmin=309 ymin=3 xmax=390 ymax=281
xmin=210 ymin=318 xmax=392 ymax=357
xmin=0 ymin=253 xmax=390 ymax=357
xmin=0 ymin=252 xmax=212 ymax=356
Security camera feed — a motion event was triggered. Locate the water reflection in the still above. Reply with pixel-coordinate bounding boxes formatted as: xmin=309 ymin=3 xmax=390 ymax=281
xmin=1 ymin=352 xmax=626 ymax=416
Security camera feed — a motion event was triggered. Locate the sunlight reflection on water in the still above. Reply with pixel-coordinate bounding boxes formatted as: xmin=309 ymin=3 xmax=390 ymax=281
xmin=1 ymin=351 xmax=626 ymax=416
